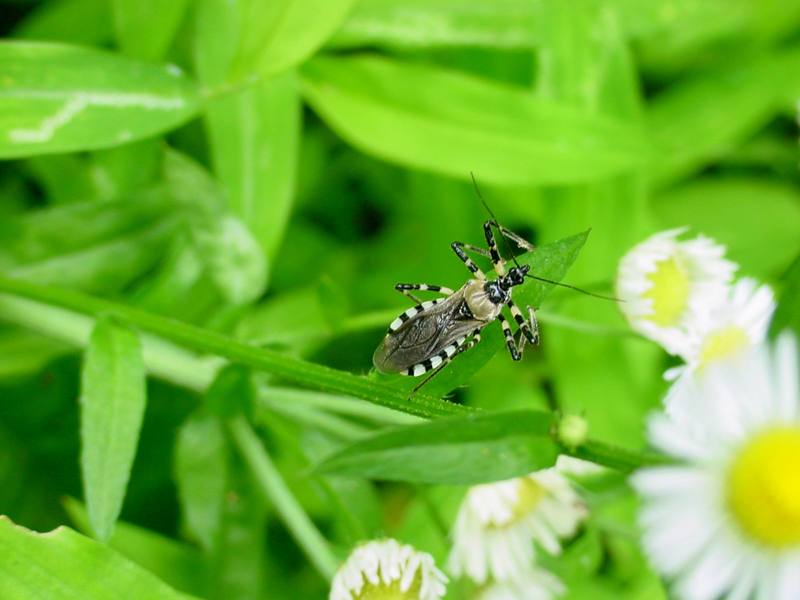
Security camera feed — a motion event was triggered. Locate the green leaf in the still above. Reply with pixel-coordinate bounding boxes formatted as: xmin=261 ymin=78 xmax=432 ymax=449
xmin=63 ymin=497 xmax=208 ymax=596
xmin=0 ymin=517 xmax=196 ymax=600
xmin=2 ymin=193 xmax=176 ymax=294
xmin=228 ymin=0 xmax=358 ymax=81
xmin=80 ymin=316 xmax=147 ymax=542
xmin=195 ymin=0 xmax=301 ymax=269
xmin=331 ymin=0 xmax=543 ymax=50
xmin=301 ymin=55 xmax=649 ymax=185
xmin=164 ymin=148 xmax=268 ymax=304
xmin=316 ymin=409 xmax=558 ymax=484
xmin=423 ymin=230 xmax=590 ymax=396
xmin=653 ymin=177 xmax=800 ymax=277
xmin=0 ymin=41 xmax=200 ymax=158
xmin=12 ymin=0 xmax=113 ymax=46
xmin=770 ymin=253 xmax=800 ymax=340
xmin=112 ymin=0 xmax=190 ymax=61
xmin=174 ymin=411 xmax=228 ymax=552
xmin=648 ymin=46 xmax=800 ymax=188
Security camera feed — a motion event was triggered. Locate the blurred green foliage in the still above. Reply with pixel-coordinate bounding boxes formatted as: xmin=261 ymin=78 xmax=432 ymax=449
xmin=0 ymin=0 xmax=799 ymax=598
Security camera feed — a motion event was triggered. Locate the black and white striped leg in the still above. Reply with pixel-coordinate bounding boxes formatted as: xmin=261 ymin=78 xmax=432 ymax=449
xmin=451 ymin=241 xmax=489 ymax=280
xmin=387 ymin=298 xmax=445 ymax=333
xmin=497 ymin=223 xmax=535 ymax=252
xmin=395 ymin=283 xmax=455 ymax=304
xmin=405 ymin=328 xmax=482 ymax=377
xmin=483 ymin=220 xmax=508 ymax=276
xmin=408 ymin=329 xmax=483 ymax=396
xmin=507 ymin=301 xmax=539 ymax=346
xmin=497 ymin=313 xmax=521 ymax=360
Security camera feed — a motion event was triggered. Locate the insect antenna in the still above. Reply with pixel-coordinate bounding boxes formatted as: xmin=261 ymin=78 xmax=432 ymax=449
xmin=469 ymin=171 xmax=525 ymax=270
xmin=524 ymin=274 xmax=623 ymax=302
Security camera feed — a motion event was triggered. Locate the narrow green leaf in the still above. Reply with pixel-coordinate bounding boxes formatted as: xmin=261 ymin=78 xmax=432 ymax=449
xmin=0 ymin=274 xmax=469 ymax=419
xmin=63 ymin=497 xmax=208 ymax=596
xmin=422 ymin=230 xmax=589 ymax=396
xmin=80 ymin=316 xmax=147 ymax=542
xmin=0 ymin=41 xmax=200 ymax=158
xmin=0 ymin=517 xmax=196 ymax=600
xmin=228 ymin=0 xmax=358 ymax=81
xmin=770 ymin=253 xmax=800 ymax=340
xmin=112 ymin=0 xmax=190 ymax=61
xmin=195 ymin=0 xmax=301 ymax=271
xmin=174 ymin=411 xmax=228 ymax=552
xmin=164 ymin=148 xmax=268 ymax=304
xmin=331 ymin=0 xmax=543 ymax=50
xmin=316 ymin=410 xmax=558 ymax=484
xmin=301 ymin=55 xmax=649 ymax=185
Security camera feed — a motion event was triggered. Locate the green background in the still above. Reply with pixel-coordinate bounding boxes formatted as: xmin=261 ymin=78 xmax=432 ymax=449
xmin=0 ymin=0 xmax=799 ymax=598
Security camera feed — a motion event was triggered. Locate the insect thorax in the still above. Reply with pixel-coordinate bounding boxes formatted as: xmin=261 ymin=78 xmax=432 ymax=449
xmin=463 ymin=279 xmax=505 ymax=321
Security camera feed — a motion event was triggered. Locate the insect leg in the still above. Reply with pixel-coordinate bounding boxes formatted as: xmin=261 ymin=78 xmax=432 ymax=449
xmin=497 ymin=224 xmax=535 ymax=252
xmin=497 ymin=313 xmax=521 ymax=361
xmin=408 ymin=328 xmax=483 ymax=395
xmin=387 ymin=298 xmax=444 ymax=333
xmin=482 ymin=221 xmax=507 ymax=276
xmin=451 ymin=241 xmax=489 ymax=280
xmin=394 ymin=283 xmax=455 ymax=304
xmin=507 ymin=300 xmax=539 ymax=346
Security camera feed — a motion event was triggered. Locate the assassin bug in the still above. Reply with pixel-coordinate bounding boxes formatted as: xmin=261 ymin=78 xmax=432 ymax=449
xmin=372 ymin=174 xmax=616 ymax=384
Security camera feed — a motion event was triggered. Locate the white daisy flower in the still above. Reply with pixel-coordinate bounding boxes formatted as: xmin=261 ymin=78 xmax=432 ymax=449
xmin=616 ymin=228 xmax=736 ymax=354
xmin=330 ymin=538 xmax=447 ymax=600
xmin=632 ymin=333 xmax=800 ymax=600
xmin=665 ymin=277 xmax=775 ymax=380
xmin=474 ymin=568 xmax=565 ymax=600
xmin=447 ymin=466 xmax=587 ymax=585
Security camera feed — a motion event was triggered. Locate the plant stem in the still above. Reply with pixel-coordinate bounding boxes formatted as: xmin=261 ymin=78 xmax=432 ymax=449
xmin=0 ymin=276 xmax=466 ymax=419
xmin=228 ymin=416 xmax=339 ymax=581
xmin=564 ymin=438 xmax=671 ymax=472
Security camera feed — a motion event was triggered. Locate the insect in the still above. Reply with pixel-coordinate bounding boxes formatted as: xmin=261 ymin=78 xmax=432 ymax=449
xmin=372 ymin=217 xmax=541 ymax=379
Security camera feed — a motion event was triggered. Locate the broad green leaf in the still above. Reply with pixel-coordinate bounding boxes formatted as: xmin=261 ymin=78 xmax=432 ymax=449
xmin=316 ymin=410 xmax=558 ymax=484
xmin=12 ymin=0 xmax=113 ymax=46
xmin=0 ymin=517 xmax=196 ymax=600
xmin=174 ymin=411 xmax=228 ymax=552
xmin=770 ymin=253 xmax=800 ymax=340
xmin=301 ymin=55 xmax=650 ymax=185
xmin=80 ymin=316 xmax=147 ymax=542
xmin=653 ymin=177 xmax=800 ymax=277
xmin=0 ymin=41 xmax=200 ymax=158
xmin=112 ymin=0 xmax=190 ymax=61
xmin=421 ymin=230 xmax=589 ymax=397
xmin=63 ymin=497 xmax=208 ymax=596
xmin=228 ymin=0 xmax=358 ymax=81
xmin=195 ymin=0 xmax=301 ymax=272
xmin=164 ymin=148 xmax=268 ymax=304
xmin=648 ymin=46 xmax=800 ymax=188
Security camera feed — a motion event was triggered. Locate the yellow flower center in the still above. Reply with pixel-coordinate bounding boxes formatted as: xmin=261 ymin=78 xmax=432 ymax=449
xmin=698 ymin=326 xmax=749 ymax=369
xmin=356 ymin=571 xmax=422 ymax=600
xmin=643 ymin=256 xmax=691 ymax=326
xmin=726 ymin=426 xmax=800 ymax=548
xmin=510 ymin=477 xmax=545 ymax=522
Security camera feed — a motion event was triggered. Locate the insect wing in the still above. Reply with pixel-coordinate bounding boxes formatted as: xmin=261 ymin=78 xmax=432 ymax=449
xmin=373 ymin=292 xmax=481 ymax=373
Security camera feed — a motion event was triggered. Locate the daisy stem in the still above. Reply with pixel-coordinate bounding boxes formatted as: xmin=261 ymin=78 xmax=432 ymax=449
xmin=0 ymin=276 xmax=466 ymax=419
xmin=566 ymin=438 xmax=671 ymax=472
xmin=228 ymin=415 xmax=340 ymax=581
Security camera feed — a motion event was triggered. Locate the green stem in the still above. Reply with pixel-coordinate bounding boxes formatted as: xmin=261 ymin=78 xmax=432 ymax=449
xmin=564 ymin=438 xmax=671 ymax=472
xmin=0 ymin=276 xmax=466 ymax=419
xmin=228 ymin=416 xmax=339 ymax=581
